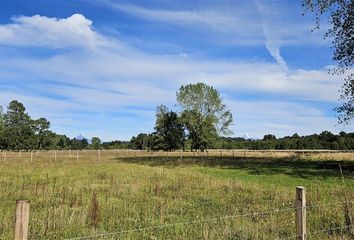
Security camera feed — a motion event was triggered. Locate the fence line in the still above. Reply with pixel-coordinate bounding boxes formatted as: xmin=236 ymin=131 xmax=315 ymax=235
xmin=9 ymin=187 xmax=352 ymax=240
xmin=62 ymin=207 xmax=298 ymax=240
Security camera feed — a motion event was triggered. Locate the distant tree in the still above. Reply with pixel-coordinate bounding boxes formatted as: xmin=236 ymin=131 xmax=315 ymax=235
xmin=130 ymin=133 xmax=151 ymax=150
xmin=154 ymin=105 xmax=185 ymax=151
xmin=0 ymin=106 xmax=4 ymax=149
xmin=91 ymin=137 xmax=101 ymax=150
xmin=263 ymin=134 xmax=277 ymax=141
xmin=4 ymin=100 xmax=35 ymax=150
xmin=70 ymin=138 xmax=88 ymax=150
xmin=302 ymin=0 xmax=354 ymax=123
xmin=33 ymin=117 xmax=51 ymax=149
xmin=176 ymin=83 xmax=233 ymax=151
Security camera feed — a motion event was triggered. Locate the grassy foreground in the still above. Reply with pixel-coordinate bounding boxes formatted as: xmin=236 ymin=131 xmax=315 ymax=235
xmin=0 ymin=153 xmax=353 ymax=239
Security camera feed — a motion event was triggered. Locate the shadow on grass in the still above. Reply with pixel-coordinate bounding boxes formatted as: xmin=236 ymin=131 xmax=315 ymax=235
xmin=116 ymin=156 xmax=354 ymax=180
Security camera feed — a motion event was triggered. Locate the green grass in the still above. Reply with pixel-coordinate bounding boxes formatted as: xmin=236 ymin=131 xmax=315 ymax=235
xmin=0 ymin=154 xmax=353 ymax=239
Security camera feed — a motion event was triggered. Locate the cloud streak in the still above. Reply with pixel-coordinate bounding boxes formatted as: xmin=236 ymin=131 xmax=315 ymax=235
xmin=0 ymin=12 xmax=349 ymax=140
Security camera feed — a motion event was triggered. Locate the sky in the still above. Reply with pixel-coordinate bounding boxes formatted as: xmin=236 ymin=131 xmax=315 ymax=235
xmin=0 ymin=0 xmax=352 ymax=141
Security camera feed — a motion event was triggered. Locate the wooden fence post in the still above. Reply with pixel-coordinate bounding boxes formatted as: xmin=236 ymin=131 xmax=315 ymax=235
xmin=54 ymin=150 xmax=57 ymax=161
xmin=30 ymin=151 xmax=33 ymax=163
xmin=295 ymin=186 xmax=306 ymax=240
xmin=76 ymin=151 xmax=79 ymax=161
xmin=3 ymin=151 xmax=6 ymax=162
xmin=14 ymin=200 xmax=30 ymax=240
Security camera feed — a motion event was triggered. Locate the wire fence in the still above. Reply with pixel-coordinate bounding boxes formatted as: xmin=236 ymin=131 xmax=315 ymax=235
xmin=1 ymin=149 xmax=354 ymax=163
xmin=59 ymin=200 xmax=354 ymax=240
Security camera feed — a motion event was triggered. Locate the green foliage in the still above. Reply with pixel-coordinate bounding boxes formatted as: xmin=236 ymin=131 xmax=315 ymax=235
xmin=176 ymin=83 xmax=233 ymax=151
xmin=91 ymin=137 xmax=101 ymax=150
xmin=302 ymin=0 xmax=354 ymax=123
xmin=130 ymin=133 xmax=153 ymax=150
xmin=101 ymin=140 xmax=130 ymax=149
xmin=33 ymin=117 xmax=52 ymax=150
xmin=214 ymin=131 xmax=354 ymax=150
xmin=154 ymin=105 xmax=185 ymax=151
xmin=70 ymin=138 xmax=89 ymax=150
xmin=3 ymin=100 xmax=35 ymax=150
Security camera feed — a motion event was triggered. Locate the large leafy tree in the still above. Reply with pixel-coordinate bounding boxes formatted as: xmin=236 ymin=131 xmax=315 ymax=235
xmin=302 ymin=0 xmax=354 ymax=123
xmin=176 ymin=83 xmax=233 ymax=151
xmin=154 ymin=105 xmax=185 ymax=151
xmin=4 ymin=100 xmax=35 ymax=150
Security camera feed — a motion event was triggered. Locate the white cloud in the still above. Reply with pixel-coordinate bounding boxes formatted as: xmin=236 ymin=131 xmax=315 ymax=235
xmin=0 ymin=14 xmax=115 ymax=48
xmin=101 ymin=0 xmax=326 ymax=48
xmin=254 ymin=0 xmax=288 ymax=71
xmin=0 ymin=13 xmax=350 ymax=140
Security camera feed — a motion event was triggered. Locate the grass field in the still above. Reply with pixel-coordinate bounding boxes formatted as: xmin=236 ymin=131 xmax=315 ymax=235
xmin=0 ymin=151 xmax=353 ymax=239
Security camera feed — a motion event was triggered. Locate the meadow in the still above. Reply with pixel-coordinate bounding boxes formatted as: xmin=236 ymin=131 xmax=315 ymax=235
xmin=0 ymin=150 xmax=353 ymax=239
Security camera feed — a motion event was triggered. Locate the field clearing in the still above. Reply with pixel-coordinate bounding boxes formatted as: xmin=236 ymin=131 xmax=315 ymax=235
xmin=0 ymin=150 xmax=354 ymax=239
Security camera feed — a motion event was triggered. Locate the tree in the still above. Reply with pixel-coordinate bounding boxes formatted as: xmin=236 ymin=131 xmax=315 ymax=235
xmin=263 ymin=134 xmax=277 ymax=141
xmin=302 ymin=0 xmax=354 ymax=123
xmin=33 ymin=117 xmax=51 ymax=149
xmin=130 ymin=133 xmax=151 ymax=150
xmin=91 ymin=137 xmax=101 ymax=150
xmin=70 ymin=138 xmax=89 ymax=150
xmin=0 ymin=106 xmax=4 ymax=149
xmin=154 ymin=105 xmax=185 ymax=151
xmin=176 ymin=83 xmax=233 ymax=151
xmin=4 ymin=100 xmax=35 ymax=150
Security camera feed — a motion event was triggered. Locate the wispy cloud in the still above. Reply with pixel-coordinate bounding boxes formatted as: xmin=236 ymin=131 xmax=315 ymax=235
xmin=0 ymin=12 xmax=348 ymax=140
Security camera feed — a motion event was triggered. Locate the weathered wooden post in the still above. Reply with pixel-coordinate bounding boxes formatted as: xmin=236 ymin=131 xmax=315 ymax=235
xmin=76 ymin=151 xmax=79 ymax=161
xmin=14 ymin=200 xmax=30 ymax=240
xmin=54 ymin=150 xmax=57 ymax=161
xmin=30 ymin=151 xmax=33 ymax=163
xmin=295 ymin=186 xmax=306 ymax=240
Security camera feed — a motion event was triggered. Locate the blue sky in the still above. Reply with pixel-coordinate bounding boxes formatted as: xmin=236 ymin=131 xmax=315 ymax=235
xmin=0 ymin=0 xmax=352 ymax=141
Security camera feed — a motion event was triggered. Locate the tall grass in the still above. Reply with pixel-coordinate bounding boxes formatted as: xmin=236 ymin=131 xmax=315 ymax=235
xmin=0 ymin=152 xmax=353 ymax=239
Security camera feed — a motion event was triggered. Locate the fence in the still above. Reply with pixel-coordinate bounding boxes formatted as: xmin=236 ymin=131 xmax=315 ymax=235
xmin=11 ymin=187 xmax=354 ymax=240
xmin=1 ymin=149 xmax=354 ymax=163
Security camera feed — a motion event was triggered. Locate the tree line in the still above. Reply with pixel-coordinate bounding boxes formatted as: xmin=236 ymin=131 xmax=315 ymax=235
xmin=1 ymin=82 xmax=354 ymax=151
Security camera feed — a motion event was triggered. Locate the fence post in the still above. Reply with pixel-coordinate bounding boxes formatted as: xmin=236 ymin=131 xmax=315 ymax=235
xmin=295 ymin=186 xmax=306 ymax=240
xmin=30 ymin=151 xmax=33 ymax=163
xmin=76 ymin=151 xmax=79 ymax=161
xmin=14 ymin=200 xmax=30 ymax=240
xmin=3 ymin=151 xmax=6 ymax=162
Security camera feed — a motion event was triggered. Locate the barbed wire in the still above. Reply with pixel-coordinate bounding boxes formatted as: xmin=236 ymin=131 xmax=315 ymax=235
xmin=63 ymin=207 xmax=297 ymax=240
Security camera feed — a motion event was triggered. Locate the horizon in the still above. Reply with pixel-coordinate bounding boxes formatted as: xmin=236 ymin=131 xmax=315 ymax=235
xmin=1 ymin=0 xmax=353 ymax=141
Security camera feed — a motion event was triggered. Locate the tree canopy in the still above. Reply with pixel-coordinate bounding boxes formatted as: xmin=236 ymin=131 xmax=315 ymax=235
xmin=176 ymin=83 xmax=233 ymax=151
xmin=302 ymin=0 xmax=354 ymax=123
xmin=154 ymin=105 xmax=185 ymax=151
